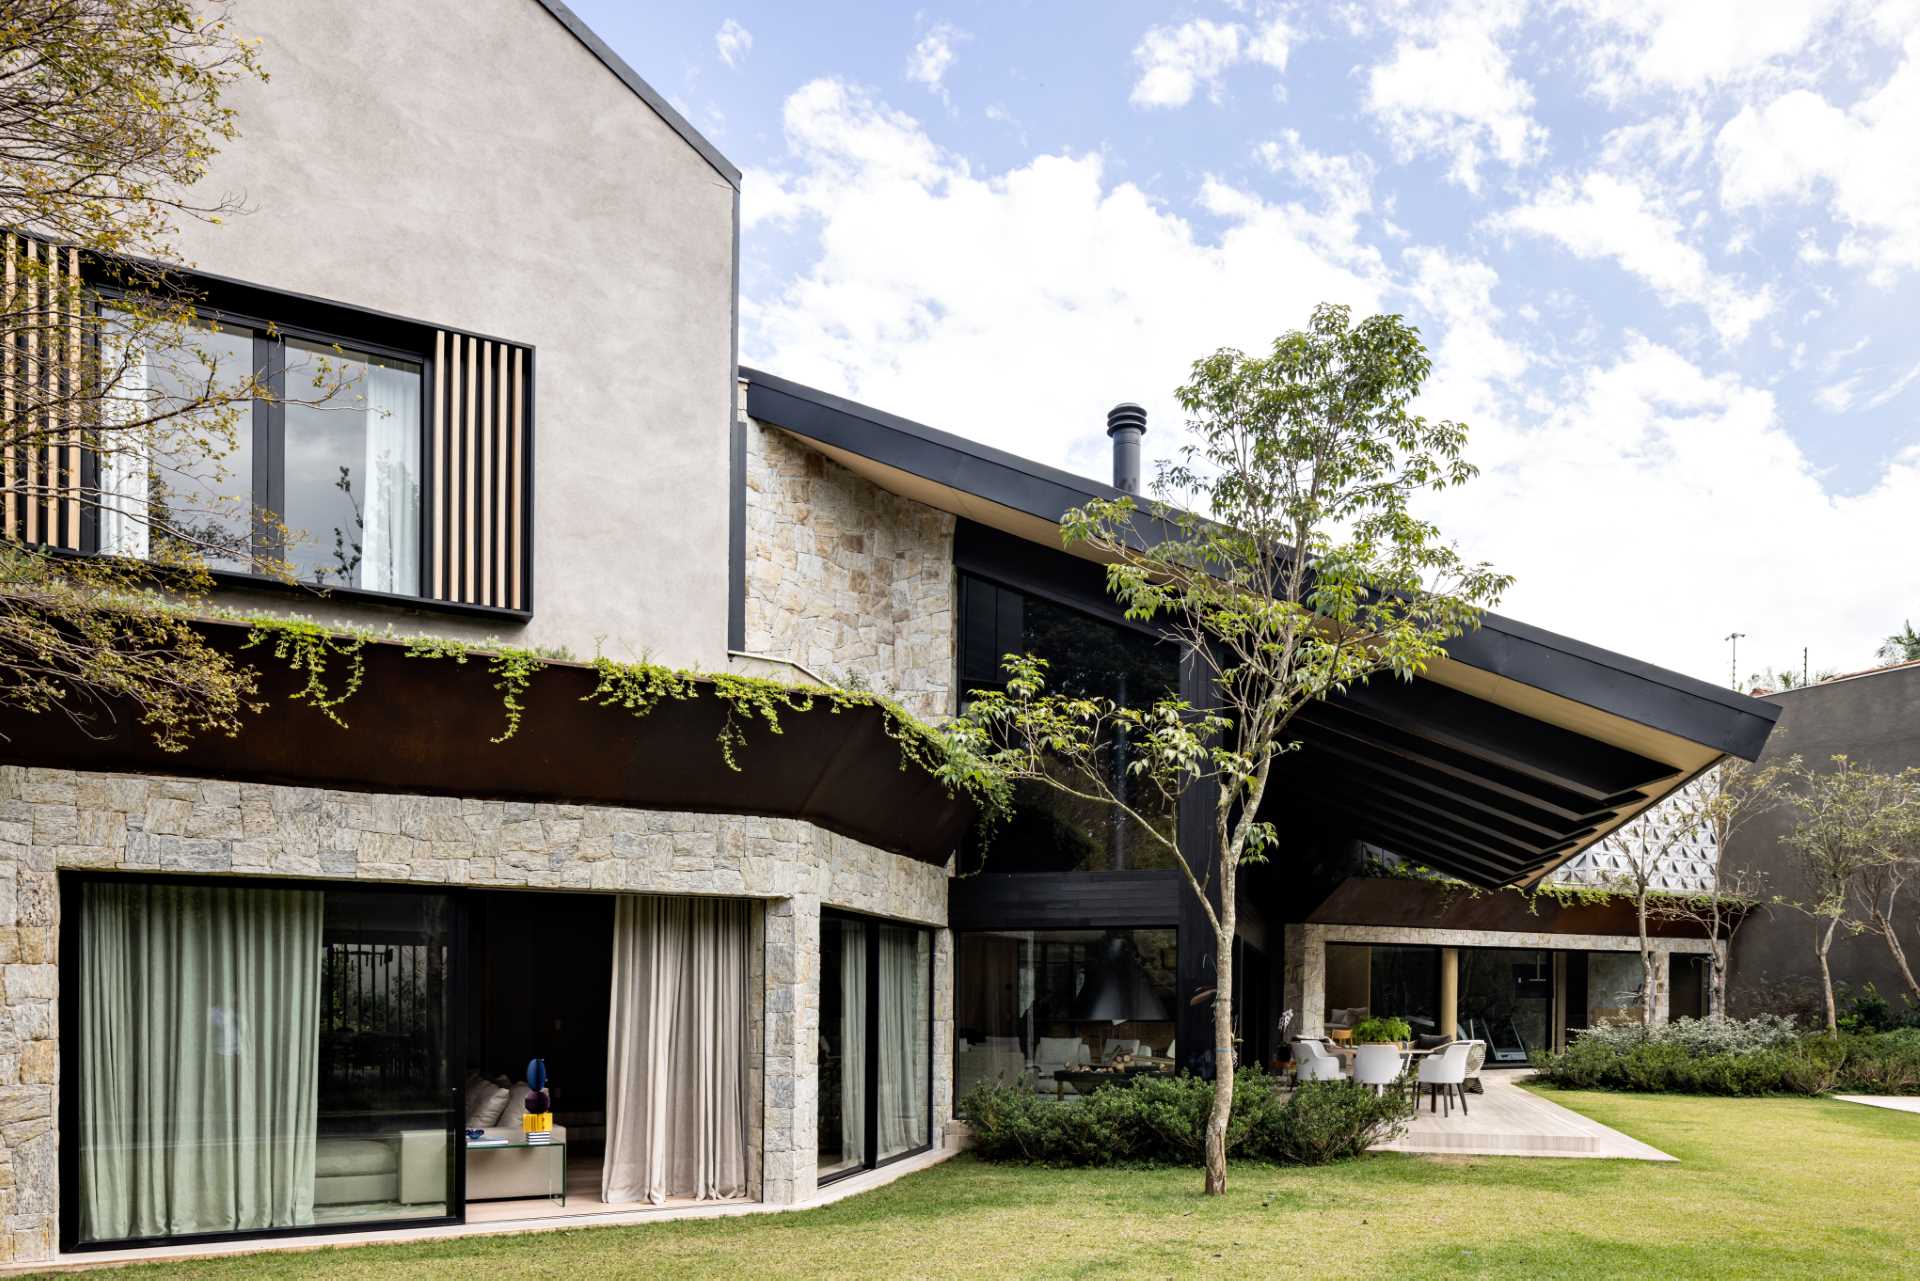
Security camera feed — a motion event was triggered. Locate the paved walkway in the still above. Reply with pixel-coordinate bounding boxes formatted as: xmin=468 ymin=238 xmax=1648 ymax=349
xmin=1833 ymin=1095 xmax=1920 ymax=1115
xmin=1372 ymin=1071 xmax=1675 ymax=1161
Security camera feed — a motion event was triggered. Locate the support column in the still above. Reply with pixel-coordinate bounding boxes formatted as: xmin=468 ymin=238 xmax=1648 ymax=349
xmin=931 ymin=927 xmax=954 ymax=1146
xmin=1651 ymin=948 xmax=1671 ymax=1024
xmin=1283 ymin=924 xmax=1325 ymax=1038
xmin=760 ymin=892 xmax=820 ymax=1206
xmin=1438 ymin=946 xmax=1459 ymax=1040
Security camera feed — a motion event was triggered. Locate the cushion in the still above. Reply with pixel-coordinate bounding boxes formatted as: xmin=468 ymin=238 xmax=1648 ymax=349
xmin=467 ymin=1081 xmax=511 ymax=1127
xmin=463 ymin=1072 xmax=492 ymax=1119
xmin=316 ymin=1138 xmax=395 ymax=1178
xmin=1035 ymin=1036 xmax=1084 ymax=1065
xmin=499 ymin=1080 xmax=533 ymax=1128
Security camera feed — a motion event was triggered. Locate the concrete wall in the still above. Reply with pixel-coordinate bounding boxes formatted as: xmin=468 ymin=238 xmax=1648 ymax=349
xmin=743 ymin=419 xmax=957 ymax=720
xmin=0 ymin=765 xmax=950 ymax=1262
xmin=172 ymin=0 xmax=736 ymax=667
xmin=1726 ymin=664 xmax=1920 ymax=1016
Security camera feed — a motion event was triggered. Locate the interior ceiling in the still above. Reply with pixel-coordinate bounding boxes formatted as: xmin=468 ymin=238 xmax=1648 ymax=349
xmin=769 ymin=424 xmax=1728 ymax=889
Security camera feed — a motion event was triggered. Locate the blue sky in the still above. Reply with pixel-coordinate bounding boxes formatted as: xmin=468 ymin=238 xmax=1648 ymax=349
xmin=573 ymin=0 xmax=1920 ymax=687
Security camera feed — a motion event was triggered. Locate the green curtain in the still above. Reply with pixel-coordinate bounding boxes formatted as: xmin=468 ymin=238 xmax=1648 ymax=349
xmin=78 ymin=882 xmax=323 ymax=1243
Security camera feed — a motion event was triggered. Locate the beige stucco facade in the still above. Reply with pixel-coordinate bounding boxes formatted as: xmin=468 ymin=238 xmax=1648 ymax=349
xmin=172 ymin=0 xmax=737 ymax=668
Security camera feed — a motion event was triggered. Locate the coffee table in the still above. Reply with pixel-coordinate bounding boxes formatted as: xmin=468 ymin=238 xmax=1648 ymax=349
xmin=1050 ymin=1066 xmax=1167 ymax=1099
xmin=465 ymin=1133 xmax=567 ymax=1206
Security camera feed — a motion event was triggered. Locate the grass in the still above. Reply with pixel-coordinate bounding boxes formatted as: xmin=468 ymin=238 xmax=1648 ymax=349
xmin=33 ymin=1089 xmax=1919 ymax=1281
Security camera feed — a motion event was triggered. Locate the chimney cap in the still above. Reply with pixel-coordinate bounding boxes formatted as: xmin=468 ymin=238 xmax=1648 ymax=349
xmin=1105 ymin=403 xmax=1147 ymax=437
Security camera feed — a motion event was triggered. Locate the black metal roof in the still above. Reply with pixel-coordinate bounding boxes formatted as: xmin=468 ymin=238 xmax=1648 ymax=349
xmin=744 ymin=367 xmax=1783 ymax=888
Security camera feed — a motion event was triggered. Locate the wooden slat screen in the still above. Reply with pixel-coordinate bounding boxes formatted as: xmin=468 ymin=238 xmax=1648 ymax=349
xmin=430 ymin=329 xmax=530 ymax=610
xmin=1 ymin=235 xmax=84 ymax=551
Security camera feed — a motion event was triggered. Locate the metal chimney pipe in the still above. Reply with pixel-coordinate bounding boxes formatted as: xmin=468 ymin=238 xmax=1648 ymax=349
xmin=1106 ymin=403 xmax=1147 ymax=493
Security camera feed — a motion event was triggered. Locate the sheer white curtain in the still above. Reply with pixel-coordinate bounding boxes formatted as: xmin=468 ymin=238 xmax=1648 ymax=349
xmin=876 ymin=925 xmax=929 ymax=1159
xmin=359 ymin=361 xmax=420 ymax=594
xmin=96 ymin=322 xmax=150 ymax=559
xmin=840 ymin=925 xmax=867 ymax=1164
xmin=603 ymin=896 xmax=751 ymax=1205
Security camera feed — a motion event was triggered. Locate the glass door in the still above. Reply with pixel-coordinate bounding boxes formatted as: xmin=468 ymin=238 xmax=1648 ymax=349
xmin=817 ymin=911 xmax=931 ymax=1183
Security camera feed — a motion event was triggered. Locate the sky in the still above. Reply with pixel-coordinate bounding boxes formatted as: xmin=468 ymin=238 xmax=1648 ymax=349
xmin=570 ymin=0 xmax=1920 ymax=690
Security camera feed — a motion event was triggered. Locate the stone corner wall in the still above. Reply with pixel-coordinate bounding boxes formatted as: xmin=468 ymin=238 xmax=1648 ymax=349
xmin=743 ymin=420 xmax=957 ymax=722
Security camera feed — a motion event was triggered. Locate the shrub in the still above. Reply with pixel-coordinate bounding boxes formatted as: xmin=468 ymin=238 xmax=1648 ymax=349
xmin=956 ymin=1070 xmax=1402 ymax=1167
xmin=1531 ymin=1024 xmax=1920 ymax=1097
xmin=1349 ymin=1016 xmax=1413 ymax=1045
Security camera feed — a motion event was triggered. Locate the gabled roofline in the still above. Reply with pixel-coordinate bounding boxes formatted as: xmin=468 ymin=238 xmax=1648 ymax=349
xmin=533 ymin=0 xmax=742 ymax=189
xmin=741 ymin=366 xmax=1781 ymax=762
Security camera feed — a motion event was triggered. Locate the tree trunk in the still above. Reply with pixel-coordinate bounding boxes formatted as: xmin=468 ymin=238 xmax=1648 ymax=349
xmin=1816 ymin=916 xmax=1841 ymax=1035
xmin=1707 ymin=937 xmax=1729 ymax=1020
xmin=1873 ymin=908 xmax=1920 ymax=1003
xmin=1636 ymin=890 xmax=1658 ymax=1027
xmin=1204 ymin=917 xmax=1234 ymax=1196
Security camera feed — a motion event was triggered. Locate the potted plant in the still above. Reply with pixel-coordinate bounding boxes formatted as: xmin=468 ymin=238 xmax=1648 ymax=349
xmin=1348 ymin=1016 xmax=1413 ymax=1047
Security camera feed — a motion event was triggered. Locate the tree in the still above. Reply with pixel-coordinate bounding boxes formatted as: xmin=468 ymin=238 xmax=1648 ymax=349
xmin=1747 ymin=665 xmax=1837 ymax=693
xmin=1878 ymin=620 xmax=1920 ymax=664
xmin=1847 ymin=768 xmax=1920 ymax=1003
xmin=1640 ymin=757 xmax=1798 ymax=1017
xmin=0 ymin=2 xmax=330 ymax=747
xmin=1781 ymin=756 xmax=1920 ymax=1034
xmin=951 ymin=303 xmax=1509 ymax=1195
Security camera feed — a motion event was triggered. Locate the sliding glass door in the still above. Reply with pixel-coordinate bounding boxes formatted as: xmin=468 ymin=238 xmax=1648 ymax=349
xmin=817 ymin=911 xmax=931 ymax=1182
xmin=67 ymin=876 xmax=458 ymax=1250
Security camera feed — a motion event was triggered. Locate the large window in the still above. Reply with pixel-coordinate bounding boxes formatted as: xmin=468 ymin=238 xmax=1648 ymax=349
xmin=1324 ymin=943 xmax=1441 ymax=1037
xmin=817 ymin=911 xmax=932 ymax=1181
xmin=69 ymin=878 xmax=456 ymax=1248
xmin=959 ymin=575 xmax=1181 ymax=873
xmin=105 ymin=320 xmax=424 ymax=595
xmin=1458 ymin=948 xmax=1553 ymax=1065
xmin=954 ymin=928 xmax=1177 ymax=1097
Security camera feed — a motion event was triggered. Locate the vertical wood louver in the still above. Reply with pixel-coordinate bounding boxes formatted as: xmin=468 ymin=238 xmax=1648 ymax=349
xmin=2 ymin=236 xmax=86 ymax=551
xmin=430 ymin=329 xmax=531 ymax=610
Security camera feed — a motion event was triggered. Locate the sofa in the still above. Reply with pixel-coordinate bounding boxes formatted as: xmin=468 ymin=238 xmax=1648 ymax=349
xmin=314 ymin=1129 xmax=448 ymax=1207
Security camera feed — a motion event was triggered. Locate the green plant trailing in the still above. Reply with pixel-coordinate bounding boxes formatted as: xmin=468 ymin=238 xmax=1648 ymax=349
xmin=957 ymin=1071 xmax=1406 ymax=1167
xmin=242 ymin=620 xmax=366 ymax=728
xmin=1348 ymin=1016 xmax=1412 ymax=1044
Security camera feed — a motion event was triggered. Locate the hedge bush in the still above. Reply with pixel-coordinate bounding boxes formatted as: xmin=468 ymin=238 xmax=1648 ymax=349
xmin=1531 ymin=1024 xmax=1920 ymax=1096
xmin=957 ymin=1069 xmax=1407 ymax=1167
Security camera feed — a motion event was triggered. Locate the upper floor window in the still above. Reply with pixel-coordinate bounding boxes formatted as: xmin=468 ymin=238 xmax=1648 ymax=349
xmin=4 ymin=242 xmax=533 ymax=616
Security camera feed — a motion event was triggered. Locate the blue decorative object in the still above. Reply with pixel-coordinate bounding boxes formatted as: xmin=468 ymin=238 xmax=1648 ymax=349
xmin=527 ymin=1058 xmax=548 ymax=1092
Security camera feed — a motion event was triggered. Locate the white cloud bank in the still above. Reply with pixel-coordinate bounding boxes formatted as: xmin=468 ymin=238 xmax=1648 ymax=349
xmin=742 ymin=80 xmax=1920 ymax=681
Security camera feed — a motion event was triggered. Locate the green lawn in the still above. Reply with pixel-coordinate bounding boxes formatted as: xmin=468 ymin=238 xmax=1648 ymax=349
xmin=38 ymin=1090 xmax=1918 ymax=1281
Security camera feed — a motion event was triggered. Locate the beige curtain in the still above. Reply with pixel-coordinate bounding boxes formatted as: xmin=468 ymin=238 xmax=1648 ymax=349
xmin=603 ymin=895 xmax=752 ymax=1205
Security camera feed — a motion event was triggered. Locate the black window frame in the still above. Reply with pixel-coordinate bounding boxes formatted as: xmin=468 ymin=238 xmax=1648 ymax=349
xmin=817 ymin=908 xmax=935 ymax=1186
xmin=80 ymin=262 xmax=534 ymax=623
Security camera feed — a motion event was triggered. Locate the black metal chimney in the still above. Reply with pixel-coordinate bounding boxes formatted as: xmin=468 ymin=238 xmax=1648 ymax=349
xmin=1106 ymin=403 xmax=1147 ymax=493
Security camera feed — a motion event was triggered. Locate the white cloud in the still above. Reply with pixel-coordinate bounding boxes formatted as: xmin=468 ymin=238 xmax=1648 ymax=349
xmin=1714 ymin=35 xmax=1920 ymax=282
xmin=745 ymin=79 xmax=1386 ymax=482
xmin=1129 ymin=13 xmax=1293 ymax=109
xmin=743 ymin=79 xmax=1920 ymax=685
xmin=1363 ymin=0 xmax=1546 ymax=192
xmin=1567 ymin=0 xmax=1847 ymax=98
xmin=1426 ymin=339 xmax=1920 ymax=680
xmin=1491 ymin=171 xmax=1774 ymax=343
xmin=907 ymin=23 xmax=967 ymax=98
xmin=715 ymin=18 xmax=752 ymax=69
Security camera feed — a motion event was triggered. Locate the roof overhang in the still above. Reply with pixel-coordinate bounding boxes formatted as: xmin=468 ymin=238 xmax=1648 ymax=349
xmin=744 ymin=367 xmax=1782 ymax=887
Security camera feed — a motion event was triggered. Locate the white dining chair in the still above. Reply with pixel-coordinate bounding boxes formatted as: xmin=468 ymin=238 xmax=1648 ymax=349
xmin=1292 ymin=1039 xmax=1343 ymax=1083
xmin=1417 ymin=1040 xmax=1475 ymax=1117
xmin=1352 ymin=1044 xmax=1404 ymax=1097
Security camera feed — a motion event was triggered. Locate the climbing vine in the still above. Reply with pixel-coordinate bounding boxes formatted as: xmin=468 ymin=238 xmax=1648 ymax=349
xmin=241 ymin=619 xmax=368 ymax=728
xmin=404 ymin=637 xmax=547 ymax=743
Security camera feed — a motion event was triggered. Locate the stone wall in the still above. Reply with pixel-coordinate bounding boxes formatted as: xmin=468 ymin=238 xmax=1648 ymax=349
xmin=743 ymin=418 xmax=957 ymax=721
xmin=0 ymin=765 xmax=952 ymax=1261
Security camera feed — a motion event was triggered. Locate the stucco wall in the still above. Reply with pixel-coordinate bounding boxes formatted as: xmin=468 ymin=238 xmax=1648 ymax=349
xmin=743 ymin=420 xmax=957 ymax=721
xmin=1726 ymin=665 xmax=1920 ymax=1016
xmin=0 ymin=765 xmax=950 ymax=1261
xmin=171 ymin=0 xmax=736 ymax=667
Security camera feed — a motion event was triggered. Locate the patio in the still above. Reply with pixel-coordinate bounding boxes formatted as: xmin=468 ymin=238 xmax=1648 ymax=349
xmin=1371 ymin=1071 xmax=1674 ymax=1160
